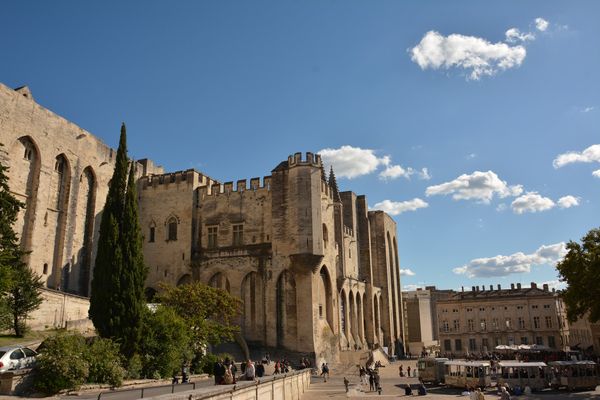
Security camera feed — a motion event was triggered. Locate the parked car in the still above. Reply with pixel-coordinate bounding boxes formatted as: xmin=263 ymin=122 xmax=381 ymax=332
xmin=0 ymin=346 xmax=37 ymax=372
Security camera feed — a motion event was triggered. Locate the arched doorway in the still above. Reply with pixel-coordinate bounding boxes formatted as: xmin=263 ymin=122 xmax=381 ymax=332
xmin=241 ymin=271 xmax=264 ymax=341
xmin=177 ymin=274 xmax=192 ymax=286
xmin=209 ymin=272 xmax=230 ymax=293
xmin=318 ymin=266 xmax=333 ymax=329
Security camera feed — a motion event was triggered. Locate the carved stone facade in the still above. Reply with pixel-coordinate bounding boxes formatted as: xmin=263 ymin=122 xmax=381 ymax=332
xmin=1 ymin=83 xmax=405 ymax=361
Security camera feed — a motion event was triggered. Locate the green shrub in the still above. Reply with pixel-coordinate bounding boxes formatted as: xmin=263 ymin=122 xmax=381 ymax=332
xmin=34 ymin=333 xmax=89 ymax=394
xmin=126 ymin=353 xmax=143 ymax=380
xmin=193 ymin=352 xmax=235 ymax=375
xmin=85 ymin=337 xmax=125 ymax=387
xmin=140 ymin=306 xmax=192 ymax=379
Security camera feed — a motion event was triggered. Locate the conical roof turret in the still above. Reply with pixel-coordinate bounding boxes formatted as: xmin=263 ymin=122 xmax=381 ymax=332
xmin=328 ymin=166 xmax=341 ymax=203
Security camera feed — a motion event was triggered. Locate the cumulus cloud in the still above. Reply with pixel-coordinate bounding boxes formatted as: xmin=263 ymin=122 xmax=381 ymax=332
xmin=453 ymin=242 xmax=567 ymax=278
xmin=425 ymin=170 xmax=523 ymax=204
xmin=400 ymin=269 xmax=416 ymax=276
xmin=557 ymin=195 xmax=580 ymax=209
xmin=511 ymin=192 xmax=555 ymax=214
xmin=505 ymin=28 xmax=535 ymax=43
xmin=582 ymin=106 xmax=595 ymax=113
xmin=553 ymin=144 xmax=600 ymax=169
xmin=593 ymin=170 xmax=600 ymax=178
xmin=319 ymin=146 xmax=383 ymax=179
xmin=410 ymin=31 xmax=527 ymax=80
xmin=319 ymin=145 xmax=428 ymax=181
xmin=379 ymin=164 xmax=414 ymax=180
xmin=371 ymin=198 xmax=429 ymax=216
xmin=535 ymin=17 xmax=549 ymax=32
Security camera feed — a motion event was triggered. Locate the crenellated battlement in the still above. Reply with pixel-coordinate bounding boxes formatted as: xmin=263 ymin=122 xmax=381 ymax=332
xmin=139 ymin=169 xmax=217 ymax=190
xmin=286 ymin=151 xmax=322 ymax=168
xmin=198 ymin=175 xmax=272 ymax=196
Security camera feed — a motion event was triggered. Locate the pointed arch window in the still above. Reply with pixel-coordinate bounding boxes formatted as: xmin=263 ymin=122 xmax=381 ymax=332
xmin=167 ymin=217 xmax=178 ymax=241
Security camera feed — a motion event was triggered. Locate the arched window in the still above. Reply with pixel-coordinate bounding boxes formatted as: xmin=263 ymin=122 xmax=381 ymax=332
xmin=167 ymin=217 xmax=178 ymax=241
xmin=148 ymin=221 xmax=156 ymax=243
xmin=322 ymin=224 xmax=329 ymax=249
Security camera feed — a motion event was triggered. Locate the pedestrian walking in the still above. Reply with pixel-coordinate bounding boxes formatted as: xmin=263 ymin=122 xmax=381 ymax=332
xmin=320 ymin=363 xmax=329 ymax=382
xmin=343 ymin=377 xmax=349 ymax=392
xmin=369 ymin=371 xmax=375 ymax=391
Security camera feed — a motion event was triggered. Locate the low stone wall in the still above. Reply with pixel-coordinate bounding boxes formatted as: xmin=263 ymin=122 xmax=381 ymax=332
xmin=28 ymin=288 xmax=92 ymax=332
xmin=151 ymin=370 xmax=311 ymax=400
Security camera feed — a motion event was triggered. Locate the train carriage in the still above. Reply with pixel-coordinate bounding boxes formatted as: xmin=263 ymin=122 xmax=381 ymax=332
xmin=548 ymin=360 xmax=600 ymax=391
xmin=444 ymin=360 xmax=491 ymax=389
xmin=417 ymin=357 xmax=448 ymax=385
xmin=497 ymin=361 xmax=548 ymax=391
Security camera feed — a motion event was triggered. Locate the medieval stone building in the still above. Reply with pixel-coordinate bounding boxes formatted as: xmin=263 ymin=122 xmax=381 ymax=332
xmin=0 ymin=83 xmax=405 ymax=361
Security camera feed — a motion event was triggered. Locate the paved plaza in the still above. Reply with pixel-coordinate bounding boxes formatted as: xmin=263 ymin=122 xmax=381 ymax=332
xmin=304 ymin=360 xmax=600 ymax=400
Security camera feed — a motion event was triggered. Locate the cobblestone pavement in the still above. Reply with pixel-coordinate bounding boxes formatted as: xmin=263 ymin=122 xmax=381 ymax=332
xmin=304 ymin=360 xmax=600 ymax=399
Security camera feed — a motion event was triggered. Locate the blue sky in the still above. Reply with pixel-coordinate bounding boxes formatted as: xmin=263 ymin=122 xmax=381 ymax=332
xmin=2 ymin=1 xmax=599 ymax=291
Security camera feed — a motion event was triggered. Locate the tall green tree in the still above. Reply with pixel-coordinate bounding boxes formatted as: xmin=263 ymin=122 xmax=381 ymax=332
xmin=556 ymin=227 xmax=600 ymax=323
xmin=90 ymin=124 xmax=147 ymax=356
xmin=0 ymin=143 xmax=43 ymax=336
xmin=118 ymin=164 xmax=147 ymax=357
xmin=0 ymin=143 xmax=24 ymax=293
xmin=157 ymin=282 xmax=241 ymax=350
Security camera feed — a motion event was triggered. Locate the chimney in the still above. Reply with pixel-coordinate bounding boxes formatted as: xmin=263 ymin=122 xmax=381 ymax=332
xmin=472 ymin=286 xmax=476 ymax=292
xmin=543 ymin=284 xmax=549 ymax=291
xmin=517 ymin=283 xmax=522 ymax=289
xmin=531 ymin=282 xmax=537 ymax=289
xmin=497 ymin=284 xmax=501 ymax=290
xmin=511 ymin=283 xmax=515 ymax=290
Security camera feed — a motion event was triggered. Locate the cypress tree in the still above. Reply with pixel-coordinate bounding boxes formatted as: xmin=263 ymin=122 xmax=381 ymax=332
xmin=119 ymin=162 xmax=147 ymax=357
xmin=89 ymin=124 xmax=130 ymax=340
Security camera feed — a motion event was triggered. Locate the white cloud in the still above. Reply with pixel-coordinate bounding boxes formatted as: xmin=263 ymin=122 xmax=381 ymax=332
xmin=319 ymin=145 xmax=429 ymax=182
xmin=557 ymin=195 xmax=580 ymax=209
xmin=593 ymin=170 xmax=600 ymax=178
xmin=425 ymin=170 xmax=523 ymax=204
xmin=553 ymin=144 xmax=600 ymax=169
xmin=403 ymin=284 xmax=424 ymax=291
xmin=410 ymin=31 xmax=527 ymax=80
xmin=511 ymin=192 xmax=555 ymax=214
xmin=466 ymin=153 xmax=477 ymax=159
xmin=379 ymin=164 xmax=414 ymax=180
xmin=496 ymin=203 xmax=508 ymax=212
xmin=535 ymin=17 xmax=549 ymax=32
xmin=541 ymin=280 xmax=567 ymax=291
xmin=400 ymin=269 xmax=416 ymax=276
xmin=319 ymin=145 xmax=383 ymax=179
xmin=453 ymin=242 xmax=567 ymax=278
xmin=582 ymin=106 xmax=595 ymax=113
xmin=419 ymin=167 xmax=431 ymax=180
xmin=371 ymin=198 xmax=429 ymax=216
xmin=505 ymin=28 xmax=535 ymax=43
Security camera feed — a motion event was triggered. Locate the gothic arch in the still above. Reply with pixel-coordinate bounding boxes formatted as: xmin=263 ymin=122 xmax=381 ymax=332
xmin=387 ymin=231 xmax=399 ymax=340
xmin=241 ymin=271 xmax=264 ymax=341
xmin=276 ymin=270 xmax=297 ymax=348
xmin=349 ymin=290 xmax=356 ymax=343
xmin=51 ymin=154 xmax=72 ymax=291
xmin=209 ymin=272 xmax=231 ymax=293
xmin=10 ymin=136 xmax=41 ymax=262
xmin=165 ymin=213 xmax=180 ymax=241
xmin=356 ymin=291 xmax=364 ymax=343
xmin=177 ymin=273 xmax=192 ymax=286
xmin=318 ymin=265 xmax=334 ymax=329
xmin=374 ymin=293 xmax=381 ymax=343
xmin=339 ymin=288 xmax=348 ymax=339
xmin=73 ymin=166 xmax=97 ymax=295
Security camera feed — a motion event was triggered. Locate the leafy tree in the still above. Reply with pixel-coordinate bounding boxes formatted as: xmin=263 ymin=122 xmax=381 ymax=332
xmin=140 ymin=306 xmax=192 ymax=379
xmin=4 ymin=264 xmax=43 ymax=336
xmin=157 ymin=282 xmax=241 ymax=350
xmin=89 ymin=124 xmax=147 ymax=357
xmin=0 ymin=143 xmax=43 ymax=336
xmin=556 ymin=227 xmax=600 ymax=323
